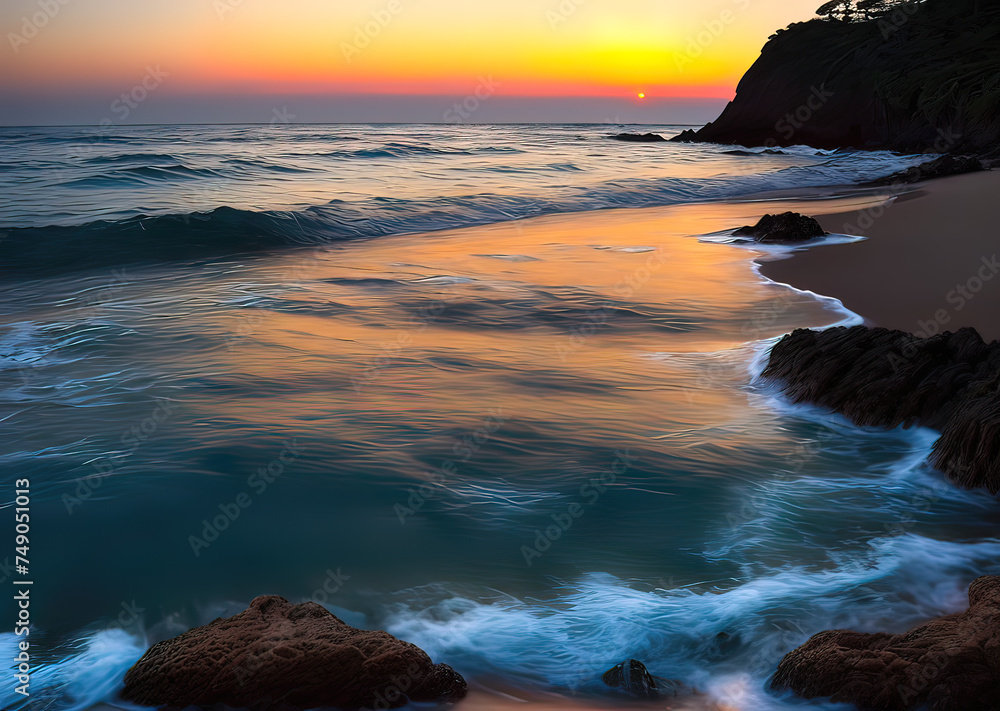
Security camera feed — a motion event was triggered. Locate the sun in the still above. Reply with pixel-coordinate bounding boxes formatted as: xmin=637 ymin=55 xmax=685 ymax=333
xmin=637 ymin=92 xmax=645 ymax=99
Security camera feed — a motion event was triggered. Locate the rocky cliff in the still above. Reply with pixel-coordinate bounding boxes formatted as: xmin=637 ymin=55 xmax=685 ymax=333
xmin=673 ymin=0 xmax=1000 ymax=154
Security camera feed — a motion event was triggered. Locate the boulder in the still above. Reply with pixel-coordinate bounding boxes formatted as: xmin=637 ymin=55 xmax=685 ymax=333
xmin=120 ymin=595 xmax=467 ymax=710
xmin=771 ymin=576 xmax=1000 ymax=711
xmin=733 ymin=212 xmax=828 ymax=243
xmin=863 ymin=155 xmax=985 ymax=187
xmin=610 ymin=133 xmax=667 ymax=143
xmin=671 ymin=129 xmax=700 ymax=143
xmin=762 ymin=326 xmax=1000 ymax=492
xmin=601 ymin=659 xmax=686 ymax=698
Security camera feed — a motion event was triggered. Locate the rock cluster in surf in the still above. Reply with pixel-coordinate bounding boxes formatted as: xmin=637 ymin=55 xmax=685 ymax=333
xmin=763 ymin=325 xmax=1000 ymax=493
xmin=120 ymin=594 xmax=468 ymax=711
xmin=733 ymin=212 xmax=828 ymax=244
xmin=610 ymin=132 xmax=666 ymax=142
xmin=772 ymin=576 xmax=1000 ymax=711
xmin=601 ymin=658 xmax=688 ymax=699
xmin=862 ymin=155 xmax=986 ymax=187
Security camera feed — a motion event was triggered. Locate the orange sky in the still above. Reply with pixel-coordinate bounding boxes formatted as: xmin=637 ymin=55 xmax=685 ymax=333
xmin=3 ymin=0 xmax=822 ymax=99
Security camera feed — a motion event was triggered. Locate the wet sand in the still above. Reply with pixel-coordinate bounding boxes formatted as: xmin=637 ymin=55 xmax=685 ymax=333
xmin=759 ymin=170 xmax=1000 ymax=341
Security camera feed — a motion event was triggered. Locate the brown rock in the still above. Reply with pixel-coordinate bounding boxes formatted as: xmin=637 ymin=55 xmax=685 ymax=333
xmin=120 ymin=595 xmax=467 ymax=710
xmin=763 ymin=325 xmax=1000 ymax=492
xmin=771 ymin=576 xmax=1000 ymax=711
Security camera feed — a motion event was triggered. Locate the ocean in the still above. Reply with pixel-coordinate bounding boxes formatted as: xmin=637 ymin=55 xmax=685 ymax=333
xmin=2 ymin=123 xmax=998 ymax=711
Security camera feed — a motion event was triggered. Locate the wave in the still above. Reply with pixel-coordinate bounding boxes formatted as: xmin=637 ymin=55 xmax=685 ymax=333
xmin=302 ymin=143 xmax=522 ymax=159
xmin=81 ymin=153 xmax=182 ymax=166
xmin=382 ymin=535 xmax=1000 ymax=707
xmin=60 ymin=165 xmax=226 ymax=187
xmin=8 ymin=532 xmax=996 ymax=711
xmin=0 ymin=138 xmax=927 ymax=280
xmin=0 ymin=207 xmax=326 ymax=279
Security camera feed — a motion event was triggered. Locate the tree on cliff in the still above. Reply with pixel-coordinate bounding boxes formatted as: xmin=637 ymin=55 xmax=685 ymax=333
xmin=856 ymin=0 xmax=890 ymax=18
xmin=816 ymin=1 xmax=855 ymax=21
xmin=817 ymin=0 xmax=923 ymax=21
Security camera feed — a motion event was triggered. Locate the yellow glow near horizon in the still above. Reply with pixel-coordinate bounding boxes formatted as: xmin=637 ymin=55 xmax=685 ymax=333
xmin=2 ymin=0 xmax=825 ymax=98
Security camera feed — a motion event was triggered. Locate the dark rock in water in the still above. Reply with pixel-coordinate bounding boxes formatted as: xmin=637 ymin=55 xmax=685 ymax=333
xmin=601 ymin=659 xmax=686 ymax=698
xmin=120 ymin=595 xmax=468 ymax=710
xmin=772 ymin=576 xmax=1000 ymax=711
xmin=733 ymin=212 xmax=827 ymax=244
xmin=671 ymin=128 xmax=700 ymax=143
xmin=723 ymin=149 xmax=786 ymax=156
xmin=763 ymin=325 xmax=1000 ymax=492
xmin=611 ymin=132 xmax=666 ymax=143
xmin=669 ymin=2 xmax=1000 ymax=154
xmin=862 ymin=155 xmax=985 ymax=187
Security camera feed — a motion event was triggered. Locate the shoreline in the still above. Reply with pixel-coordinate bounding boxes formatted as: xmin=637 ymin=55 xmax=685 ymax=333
xmin=759 ymin=170 xmax=1000 ymax=342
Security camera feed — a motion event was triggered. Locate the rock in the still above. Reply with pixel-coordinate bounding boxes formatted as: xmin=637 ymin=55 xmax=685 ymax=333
xmin=669 ymin=3 xmax=1000 ymax=154
xmin=610 ymin=132 xmax=666 ymax=143
xmin=671 ymin=129 xmax=700 ymax=143
xmin=601 ymin=659 xmax=686 ymax=698
xmin=862 ymin=155 xmax=985 ymax=187
xmin=120 ymin=595 xmax=467 ymax=711
xmin=771 ymin=576 xmax=1000 ymax=711
xmin=732 ymin=212 xmax=828 ymax=243
xmin=722 ymin=149 xmax=786 ymax=156
xmin=762 ymin=325 xmax=1000 ymax=492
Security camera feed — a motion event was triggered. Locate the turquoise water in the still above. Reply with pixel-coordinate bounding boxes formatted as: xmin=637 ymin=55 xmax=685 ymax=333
xmin=1 ymin=124 xmax=997 ymax=711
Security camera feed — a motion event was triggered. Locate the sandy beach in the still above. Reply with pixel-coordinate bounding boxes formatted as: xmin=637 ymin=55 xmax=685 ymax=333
xmin=760 ymin=170 xmax=1000 ymax=341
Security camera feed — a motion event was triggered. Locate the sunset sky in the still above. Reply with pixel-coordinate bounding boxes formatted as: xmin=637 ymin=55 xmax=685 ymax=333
xmin=2 ymin=0 xmax=822 ymax=124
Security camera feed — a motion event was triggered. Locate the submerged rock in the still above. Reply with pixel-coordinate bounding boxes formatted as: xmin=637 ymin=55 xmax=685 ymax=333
xmin=733 ymin=212 xmax=827 ymax=243
xmin=610 ymin=132 xmax=666 ymax=143
xmin=120 ymin=595 xmax=467 ymax=710
xmin=772 ymin=576 xmax=1000 ymax=711
xmin=763 ymin=325 xmax=1000 ymax=492
xmin=601 ymin=659 xmax=687 ymax=698
xmin=863 ymin=154 xmax=985 ymax=187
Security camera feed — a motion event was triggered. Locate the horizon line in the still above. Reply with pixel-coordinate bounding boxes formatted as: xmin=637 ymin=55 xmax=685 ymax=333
xmin=0 ymin=121 xmax=705 ymax=128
